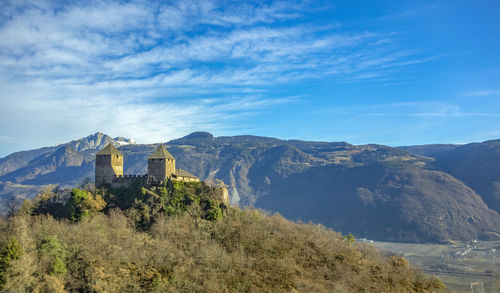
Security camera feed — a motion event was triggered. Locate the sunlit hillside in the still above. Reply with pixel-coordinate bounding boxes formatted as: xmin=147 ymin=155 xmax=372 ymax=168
xmin=0 ymin=182 xmax=445 ymax=292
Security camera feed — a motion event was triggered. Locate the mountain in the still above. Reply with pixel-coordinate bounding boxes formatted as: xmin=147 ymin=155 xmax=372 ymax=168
xmin=114 ymin=136 xmax=137 ymax=146
xmin=0 ymin=145 xmax=92 ymax=186
xmin=402 ymin=139 xmax=500 ymax=214
xmin=257 ymin=162 xmax=500 ymax=242
xmin=1 ymin=132 xmax=500 ymax=243
xmin=65 ymin=132 xmax=118 ymax=152
xmin=0 ymin=133 xmax=131 ymax=179
xmin=0 ymin=147 xmax=56 ymax=177
xmin=399 ymin=144 xmax=460 ymax=157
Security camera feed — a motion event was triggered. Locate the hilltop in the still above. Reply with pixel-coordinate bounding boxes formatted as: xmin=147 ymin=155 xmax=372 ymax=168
xmin=0 ymin=182 xmax=445 ymax=292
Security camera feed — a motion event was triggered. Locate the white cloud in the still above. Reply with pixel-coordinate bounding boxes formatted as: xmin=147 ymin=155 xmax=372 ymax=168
xmin=0 ymin=0 xmax=437 ymax=155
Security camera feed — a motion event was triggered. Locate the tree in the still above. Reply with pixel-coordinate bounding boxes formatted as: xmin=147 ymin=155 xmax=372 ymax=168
xmin=38 ymin=236 xmax=67 ymax=276
xmin=344 ymin=233 xmax=355 ymax=246
xmin=32 ymin=188 xmax=68 ymax=219
xmin=2 ymin=197 xmax=22 ymax=219
xmin=0 ymin=238 xmax=23 ymax=289
xmin=200 ymin=180 xmax=228 ymax=202
xmin=201 ymin=199 xmax=224 ymax=221
xmin=68 ymin=189 xmax=106 ymax=222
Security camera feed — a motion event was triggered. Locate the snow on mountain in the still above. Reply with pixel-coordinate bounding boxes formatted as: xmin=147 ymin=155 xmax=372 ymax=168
xmin=67 ymin=133 xmax=116 ymax=152
xmin=114 ymin=137 xmax=137 ymax=146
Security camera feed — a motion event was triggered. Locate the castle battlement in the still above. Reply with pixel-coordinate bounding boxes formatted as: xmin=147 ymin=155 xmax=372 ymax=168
xmin=95 ymin=143 xmax=199 ymax=188
xmin=115 ymin=174 xmax=147 ymax=179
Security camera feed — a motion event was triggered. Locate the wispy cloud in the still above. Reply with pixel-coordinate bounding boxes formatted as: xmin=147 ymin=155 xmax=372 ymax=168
xmin=315 ymin=102 xmax=500 ymax=118
xmin=463 ymin=90 xmax=500 ymax=97
xmin=0 ymin=0 xmax=438 ymax=154
xmin=377 ymin=4 xmax=439 ymax=21
xmin=0 ymin=0 xmax=431 ymax=82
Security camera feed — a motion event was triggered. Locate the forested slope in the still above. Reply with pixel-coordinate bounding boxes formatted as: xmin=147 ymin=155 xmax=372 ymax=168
xmin=0 ymin=182 xmax=445 ymax=292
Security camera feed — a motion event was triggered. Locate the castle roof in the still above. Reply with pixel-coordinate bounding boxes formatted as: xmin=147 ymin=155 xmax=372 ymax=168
xmin=175 ymin=169 xmax=197 ymax=178
xmin=96 ymin=143 xmax=123 ymax=156
xmin=149 ymin=144 xmax=174 ymax=159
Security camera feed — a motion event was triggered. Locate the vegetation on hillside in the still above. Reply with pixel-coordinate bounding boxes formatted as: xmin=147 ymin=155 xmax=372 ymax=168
xmin=0 ymin=181 xmax=446 ymax=292
xmin=2 ymin=132 xmax=499 ymax=243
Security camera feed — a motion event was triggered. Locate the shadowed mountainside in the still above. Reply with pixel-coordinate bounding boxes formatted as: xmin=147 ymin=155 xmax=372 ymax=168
xmin=402 ymin=139 xmax=500 ymax=214
xmin=257 ymin=162 xmax=500 ymax=242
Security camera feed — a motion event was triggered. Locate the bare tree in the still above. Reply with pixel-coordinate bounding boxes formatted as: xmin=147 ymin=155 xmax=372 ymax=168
xmin=80 ymin=177 xmax=94 ymax=191
xmin=2 ymin=196 xmax=22 ymax=218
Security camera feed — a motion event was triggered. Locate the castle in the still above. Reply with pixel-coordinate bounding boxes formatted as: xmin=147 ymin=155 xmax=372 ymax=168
xmin=95 ymin=143 xmax=199 ymax=187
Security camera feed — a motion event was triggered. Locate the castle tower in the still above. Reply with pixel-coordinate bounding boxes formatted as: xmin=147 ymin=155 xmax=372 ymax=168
xmin=148 ymin=145 xmax=175 ymax=185
xmin=95 ymin=143 xmax=123 ymax=186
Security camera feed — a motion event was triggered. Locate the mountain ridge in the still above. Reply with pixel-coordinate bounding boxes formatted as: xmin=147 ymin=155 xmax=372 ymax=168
xmin=401 ymin=140 xmax=500 ymax=214
xmin=1 ymin=132 xmax=500 ymax=243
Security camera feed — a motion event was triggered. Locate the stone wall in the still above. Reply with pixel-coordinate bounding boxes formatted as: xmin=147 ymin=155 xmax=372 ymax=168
xmin=147 ymin=158 xmax=175 ymax=184
xmin=111 ymin=174 xmax=147 ymax=188
xmin=173 ymin=176 xmax=199 ymax=182
xmin=95 ymin=154 xmax=123 ymax=185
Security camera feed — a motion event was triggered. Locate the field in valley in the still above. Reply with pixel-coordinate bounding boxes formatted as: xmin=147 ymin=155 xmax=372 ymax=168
xmin=370 ymin=240 xmax=500 ymax=292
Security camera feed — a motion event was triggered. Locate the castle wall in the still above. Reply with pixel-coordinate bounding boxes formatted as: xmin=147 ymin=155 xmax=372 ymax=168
xmin=95 ymin=154 xmax=123 ymax=185
xmin=166 ymin=158 xmax=175 ymax=177
xmin=148 ymin=158 xmax=166 ymax=184
xmin=148 ymin=158 xmax=175 ymax=185
xmin=95 ymin=146 xmax=207 ymax=189
xmin=172 ymin=176 xmax=199 ymax=182
xmin=111 ymin=174 xmax=147 ymax=188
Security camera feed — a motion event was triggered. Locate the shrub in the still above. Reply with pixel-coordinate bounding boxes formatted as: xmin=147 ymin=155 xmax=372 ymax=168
xmin=344 ymin=233 xmax=355 ymax=246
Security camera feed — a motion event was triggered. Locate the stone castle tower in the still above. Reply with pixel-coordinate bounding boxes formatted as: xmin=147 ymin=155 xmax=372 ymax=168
xmin=94 ymin=143 xmax=199 ymax=187
xmin=95 ymin=144 xmax=123 ymax=185
xmin=147 ymin=145 xmax=175 ymax=185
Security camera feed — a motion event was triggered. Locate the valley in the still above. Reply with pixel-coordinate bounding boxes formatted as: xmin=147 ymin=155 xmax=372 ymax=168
xmin=372 ymin=240 xmax=500 ymax=292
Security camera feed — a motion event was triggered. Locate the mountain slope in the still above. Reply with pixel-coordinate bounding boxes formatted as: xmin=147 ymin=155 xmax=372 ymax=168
xmin=0 ymin=147 xmax=56 ymax=177
xmin=1 ymin=132 xmax=500 ymax=243
xmin=257 ymin=162 xmax=500 ymax=242
xmin=399 ymin=144 xmax=459 ymax=157
xmin=402 ymin=139 xmax=500 ymax=214
xmin=0 ymin=146 xmax=94 ymax=186
xmin=0 ymin=133 xmax=132 ymax=184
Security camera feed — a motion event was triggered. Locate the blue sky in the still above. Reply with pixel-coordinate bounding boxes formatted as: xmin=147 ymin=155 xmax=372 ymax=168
xmin=1 ymin=0 xmax=499 ymax=157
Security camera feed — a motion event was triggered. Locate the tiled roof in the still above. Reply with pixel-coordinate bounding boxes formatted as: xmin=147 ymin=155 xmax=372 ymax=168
xmin=96 ymin=143 xmax=123 ymax=156
xmin=149 ymin=145 xmax=174 ymax=159
xmin=175 ymin=169 xmax=197 ymax=178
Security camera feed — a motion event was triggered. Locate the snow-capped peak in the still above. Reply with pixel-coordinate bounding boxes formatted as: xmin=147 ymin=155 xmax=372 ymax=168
xmin=114 ymin=137 xmax=137 ymax=146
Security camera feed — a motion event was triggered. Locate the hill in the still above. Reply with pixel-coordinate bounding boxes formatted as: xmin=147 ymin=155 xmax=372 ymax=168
xmin=401 ymin=140 xmax=500 ymax=214
xmin=0 ymin=183 xmax=445 ymax=292
xmin=257 ymin=162 xmax=500 ymax=242
xmin=1 ymin=132 xmax=500 ymax=243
